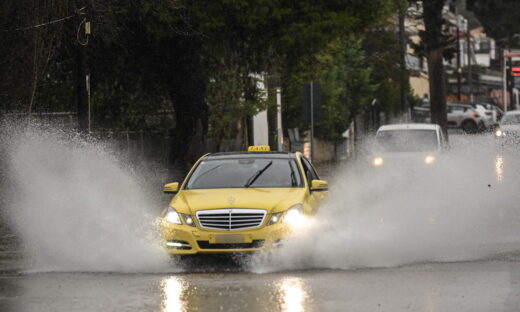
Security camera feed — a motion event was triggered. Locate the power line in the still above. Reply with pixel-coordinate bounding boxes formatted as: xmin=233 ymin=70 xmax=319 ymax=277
xmin=1 ymin=7 xmax=85 ymax=32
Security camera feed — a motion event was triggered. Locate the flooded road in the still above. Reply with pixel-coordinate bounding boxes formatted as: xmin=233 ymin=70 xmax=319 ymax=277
xmin=2 ymin=260 xmax=520 ymax=311
xmin=2 ymin=130 xmax=520 ymax=311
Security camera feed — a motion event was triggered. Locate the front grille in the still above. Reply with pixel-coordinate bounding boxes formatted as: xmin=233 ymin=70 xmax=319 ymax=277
xmin=196 ymin=209 xmax=266 ymax=231
xmin=197 ymin=240 xmax=264 ymax=249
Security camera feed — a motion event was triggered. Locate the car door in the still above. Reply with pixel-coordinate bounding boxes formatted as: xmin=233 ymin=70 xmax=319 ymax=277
xmin=447 ymin=104 xmax=465 ymax=127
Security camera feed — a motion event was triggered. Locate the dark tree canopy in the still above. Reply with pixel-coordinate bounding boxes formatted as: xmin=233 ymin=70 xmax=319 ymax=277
xmin=467 ymin=0 xmax=520 ymax=47
xmin=0 ymin=0 xmax=394 ymax=169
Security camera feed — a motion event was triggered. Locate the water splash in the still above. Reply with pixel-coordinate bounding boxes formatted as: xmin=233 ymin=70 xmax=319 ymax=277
xmin=1 ymin=123 xmax=172 ymax=272
xmin=252 ymin=134 xmax=520 ymax=273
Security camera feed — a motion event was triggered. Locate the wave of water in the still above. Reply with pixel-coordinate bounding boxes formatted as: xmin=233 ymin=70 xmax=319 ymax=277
xmin=1 ymin=123 xmax=172 ymax=272
xmin=3 ymin=123 xmax=520 ymax=274
xmin=251 ymin=135 xmax=520 ymax=273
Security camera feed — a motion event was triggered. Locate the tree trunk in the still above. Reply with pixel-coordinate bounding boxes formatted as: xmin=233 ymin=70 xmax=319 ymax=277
xmin=426 ymin=48 xmax=448 ymax=137
xmin=167 ymin=38 xmax=208 ymax=175
xmin=423 ymin=0 xmax=449 ymax=140
xmin=76 ymin=44 xmax=88 ymax=132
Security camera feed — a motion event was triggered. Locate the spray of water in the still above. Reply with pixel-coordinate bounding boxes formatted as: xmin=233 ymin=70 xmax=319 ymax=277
xmin=1 ymin=123 xmax=172 ymax=272
xmin=4 ymin=121 xmax=520 ymax=274
xmin=252 ymin=134 xmax=520 ymax=273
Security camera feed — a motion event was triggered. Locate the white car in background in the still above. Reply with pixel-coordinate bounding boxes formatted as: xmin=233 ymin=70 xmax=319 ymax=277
xmin=494 ymin=110 xmax=520 ymax=143
xmin=447 ymin=102 xmax=493 ymax=133
xmin=372 ymin=123 xmax=446 ymax=168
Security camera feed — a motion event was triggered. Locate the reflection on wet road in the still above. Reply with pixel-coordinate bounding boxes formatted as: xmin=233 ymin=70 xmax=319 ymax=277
xmin=3 ymin=261 xmax=520 ymax=312
xmin=495 ymin=155 xmax=504 ymax=182
xmin=162 ymin=276 xmax=186 ymax=312
xmin=277 ymin=277 xmax=307 ymax=312
xmin=158 ymin=273 xmax=310 ymax=312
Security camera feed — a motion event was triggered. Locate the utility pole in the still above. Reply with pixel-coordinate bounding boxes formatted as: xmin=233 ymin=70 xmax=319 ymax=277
xmin=398 ymin=6 xmax=408 ymax=120
xmin=276 ymin=88 xmax=283 ymax=151
xmin=76 ymin=6 xmax=91 ymax=133
xmin=467 ymin=27 xmax=473 ymax=102
xmin=503 ymin=49 xmax=508 ymax=111
xmin=455 ymin=6 xmax=462 ymax=101
xmin=310 ymin=82 xmax=314 ymax=163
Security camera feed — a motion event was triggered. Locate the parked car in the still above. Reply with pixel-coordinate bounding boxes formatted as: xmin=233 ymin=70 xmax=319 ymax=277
xmin=475 ymin=97 xmax=505 ymax=122
xmin=472 ymin=103 xmax=497 ymax=126
xmin=487 ymin=104 xmax=505 ymax=122
xmin=412 ymin=102 xmax=493 ymax=133
xmin=447 ymin=102 xmax=493 ymax=133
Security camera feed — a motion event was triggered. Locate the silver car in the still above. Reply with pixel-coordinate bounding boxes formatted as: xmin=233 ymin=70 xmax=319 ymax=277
xmin=494 ymin=110 xmax=520 ymax=143
xmin=447 ymin=102 xmax=492 ymax=133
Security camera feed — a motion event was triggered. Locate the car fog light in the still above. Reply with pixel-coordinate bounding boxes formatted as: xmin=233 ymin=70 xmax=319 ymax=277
xmin=373 ymin=157 xmax=384 ymax=167
xmin=268 ymin=212 xmax=283 ymax=225
xmin=182 ymin=214 xmax=195 ymax=227
xmin=424 ymin=155 xmax=435 ymax=164
xmin=166 ymin=240 xmax=191 ymax=249
xmin=495 ymin=129 xmax=505 ymax=137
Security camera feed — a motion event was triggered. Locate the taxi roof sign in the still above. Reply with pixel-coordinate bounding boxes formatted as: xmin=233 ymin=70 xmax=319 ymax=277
xmin=248 ymin=145 xmax=271 ymax=152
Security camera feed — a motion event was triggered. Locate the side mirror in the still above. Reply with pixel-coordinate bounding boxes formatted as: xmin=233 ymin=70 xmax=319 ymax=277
xmin=311 ymin=179 xmax=328 ymax=192
xmin=163 ymin=182 xmax=179 ymax=193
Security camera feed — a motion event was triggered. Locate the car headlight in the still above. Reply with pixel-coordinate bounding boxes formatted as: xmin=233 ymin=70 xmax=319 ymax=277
xmin=424 ymin=155 xmax=435 ymax=164
xmin=268 ymin=212 xmax=283 ymax=225
xmin=284 ymin=204 xmax=305 ymax=228
xmin=164 ymin=206 xmax=182 ymax=224
xmin=495 ymin=129 xmax=505 ymax=137
xmin=373 ymin=157 xmax=384 ymax=167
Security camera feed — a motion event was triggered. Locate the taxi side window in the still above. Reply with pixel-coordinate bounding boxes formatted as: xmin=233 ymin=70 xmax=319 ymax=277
xmin=301 ymin=157 xmax=319 ymax=187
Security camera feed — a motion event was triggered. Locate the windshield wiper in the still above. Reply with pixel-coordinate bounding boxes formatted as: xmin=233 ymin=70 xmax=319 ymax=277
xmin=244 ymin=161 xmax=273 ymax=188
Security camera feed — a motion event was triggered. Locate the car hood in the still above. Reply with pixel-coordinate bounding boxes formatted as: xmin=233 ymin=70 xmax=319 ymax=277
xmin=169 ymin=188 xmax=306 ymax=214
xmin=500 ymin=124 xmax=520 ymax=132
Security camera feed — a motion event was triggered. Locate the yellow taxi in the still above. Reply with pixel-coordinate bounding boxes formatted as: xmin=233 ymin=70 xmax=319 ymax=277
xmin=159 ymin=146 xmax=328 ymax=255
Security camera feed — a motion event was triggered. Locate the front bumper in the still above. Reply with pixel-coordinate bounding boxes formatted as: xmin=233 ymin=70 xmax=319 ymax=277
xmin=160 ymin=221 xmax=289 ymax=255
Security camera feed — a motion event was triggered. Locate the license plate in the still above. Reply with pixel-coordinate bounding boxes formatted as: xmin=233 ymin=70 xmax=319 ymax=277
xmin=212 ymin=234 xmax=246 ymax=244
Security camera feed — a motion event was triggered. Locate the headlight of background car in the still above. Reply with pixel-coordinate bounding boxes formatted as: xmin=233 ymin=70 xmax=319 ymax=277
xmin=284 ymin=204 xmax=305 ymax=228
xmin=164 ymin=206 xmax=182 ymax=224
xmin=424 ymin=155 xmax=435 ymax=164
xmin=495 ymin=129 xmax=505 ymax=137
xmin=373 ymin=157 xmax=384 ymax=167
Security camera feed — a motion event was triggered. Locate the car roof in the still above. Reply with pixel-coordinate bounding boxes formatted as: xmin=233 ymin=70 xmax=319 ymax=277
xmin=448 ymin=102 xmax=473 ymax=107
xmin=504 ymin=110 xmax=520 ymax=116
xmin=205 ymin=151 xmax=298 ymax=160
xmin=377 ymin=123 xmax=440 ymax=132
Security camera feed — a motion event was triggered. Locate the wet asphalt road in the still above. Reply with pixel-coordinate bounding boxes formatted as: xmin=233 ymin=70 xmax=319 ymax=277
xmin=2 ymin=260 xmax=520 ymax=311
xmin=2 ymin=132 xmax=520 ymax=311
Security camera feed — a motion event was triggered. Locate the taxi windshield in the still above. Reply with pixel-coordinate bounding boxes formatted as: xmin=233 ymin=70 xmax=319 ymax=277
xmin=376 ymin=129 xmax=439 ymax=152
xmin=185 ymin=158 xmax=303 ymax=189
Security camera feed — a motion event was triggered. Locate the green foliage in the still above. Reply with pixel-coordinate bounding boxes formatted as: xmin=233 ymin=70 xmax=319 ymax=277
xmin=282 ymin=37 xmax=376 ymax=141
xmin=1 ymin=0 xmax=397 ymax=158
xmin=364 ymin=26 xmax=409 ymax=116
